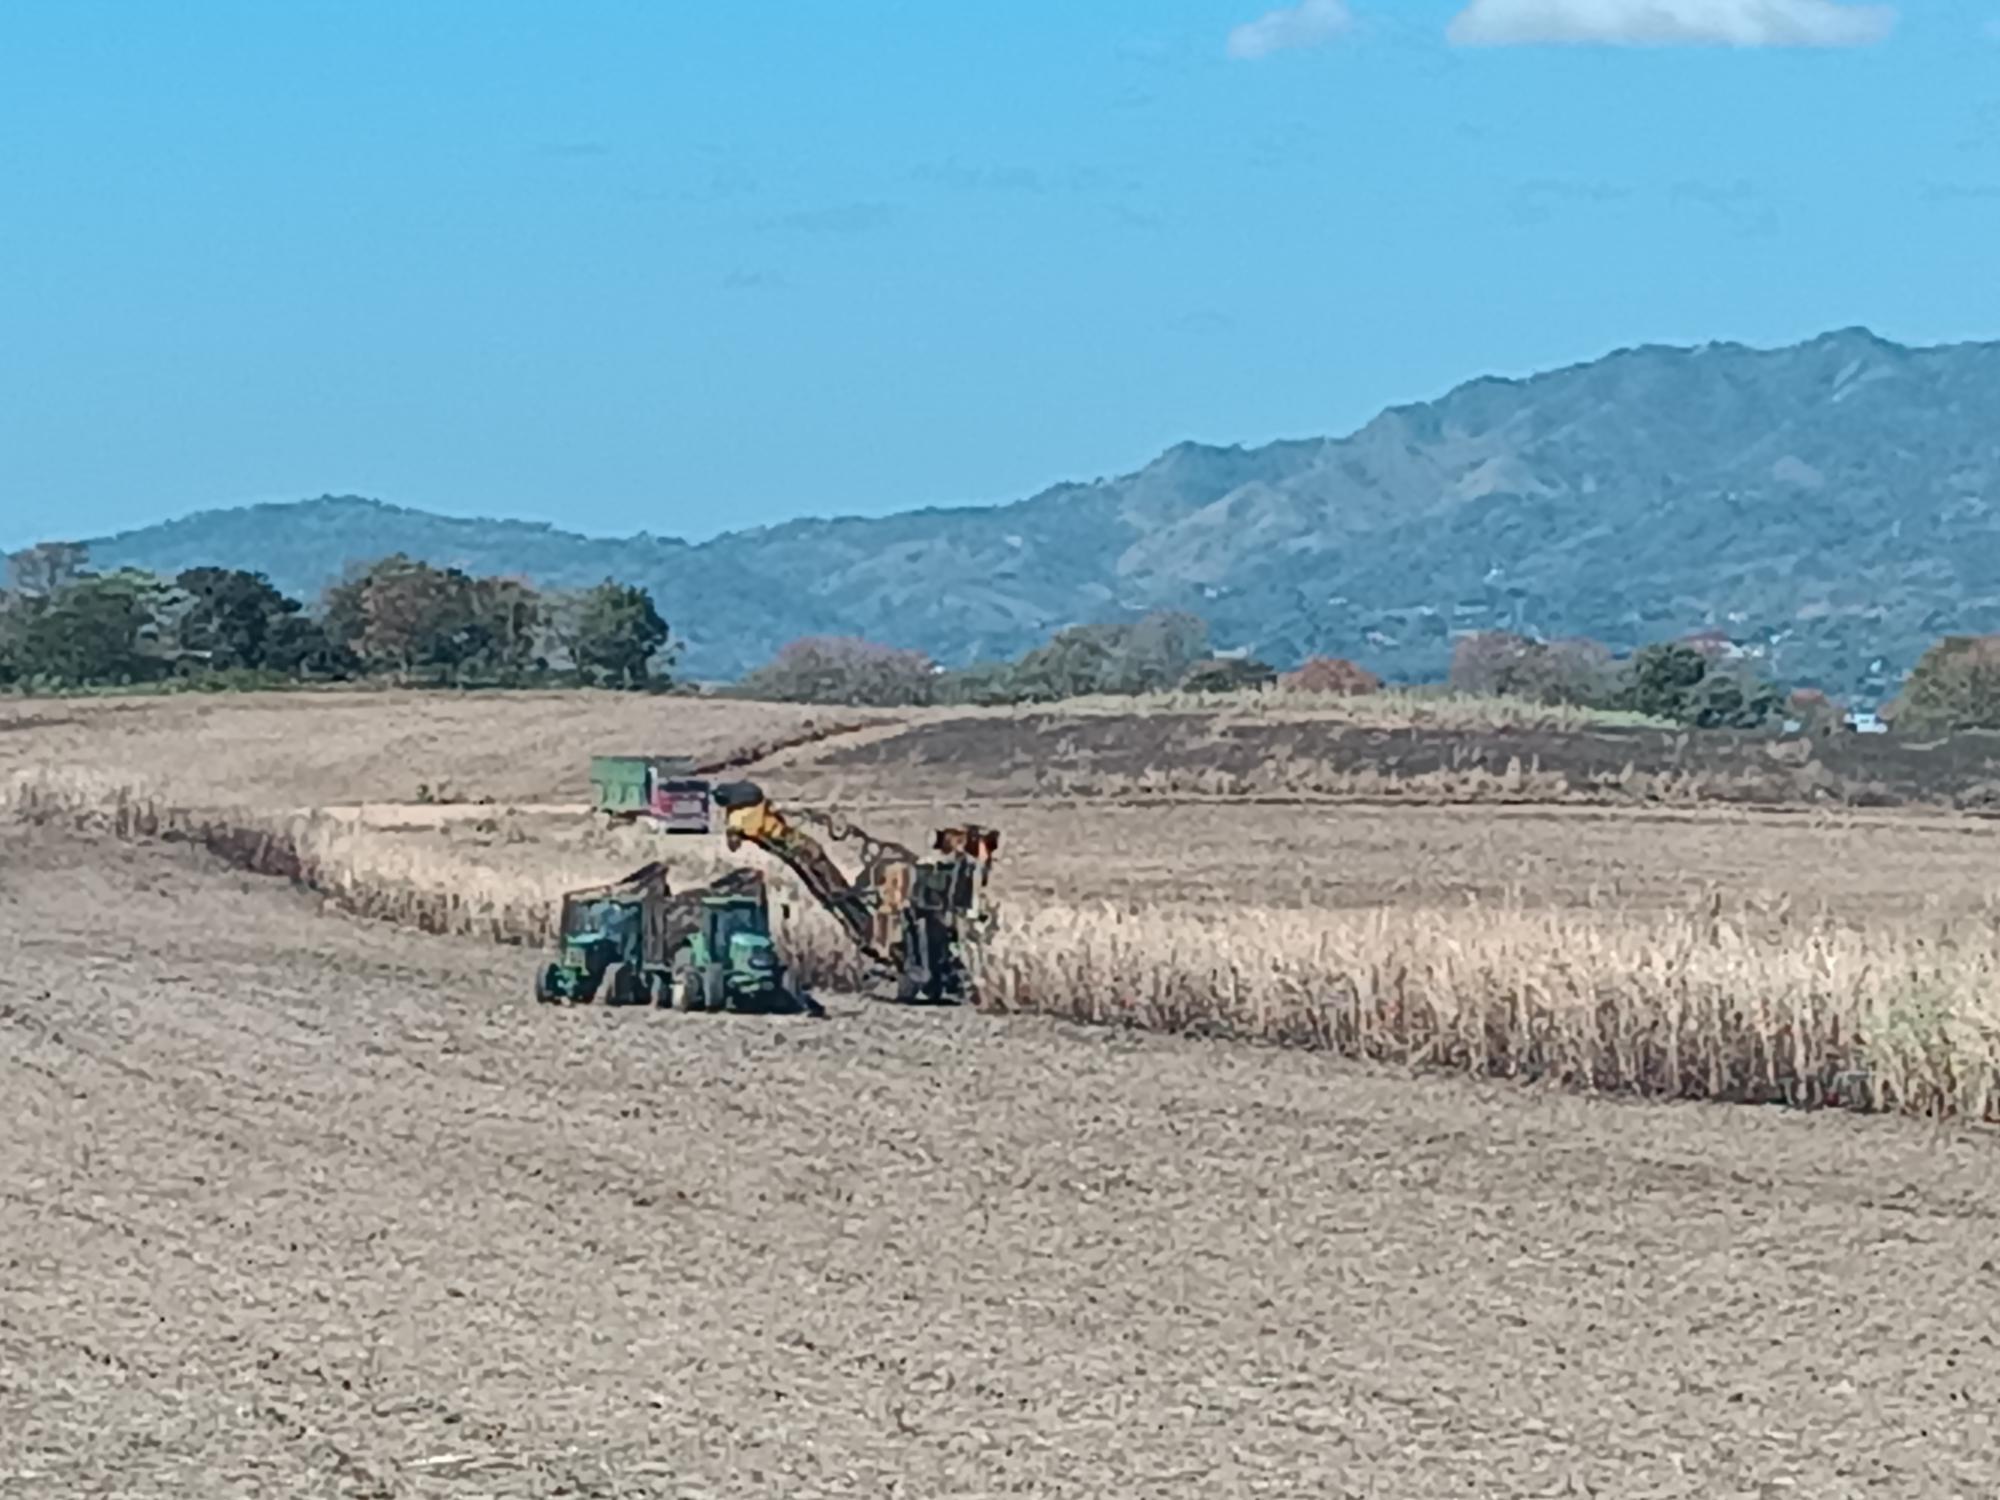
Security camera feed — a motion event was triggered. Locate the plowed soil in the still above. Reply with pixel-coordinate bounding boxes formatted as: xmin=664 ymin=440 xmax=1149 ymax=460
xmin=6 ymin=831 xmax=1999 ymax=1497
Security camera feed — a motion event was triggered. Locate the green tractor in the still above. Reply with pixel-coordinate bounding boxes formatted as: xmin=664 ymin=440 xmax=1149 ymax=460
xmin=664 ymin=888 xmax=822 ymax=1015
xmin=533 ymin=863 xmax=821 ymax=1016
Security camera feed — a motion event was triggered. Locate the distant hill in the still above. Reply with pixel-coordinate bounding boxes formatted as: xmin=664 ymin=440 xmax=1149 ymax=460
xmin=83 ymin=326 xmax=2000 ymax=698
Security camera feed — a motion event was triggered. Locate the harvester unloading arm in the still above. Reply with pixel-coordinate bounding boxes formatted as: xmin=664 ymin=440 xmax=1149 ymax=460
xmin=708 ymin=781 xmax=1002 ymax=1000
xmin=709 ymin=780 xmax=890 ymax=964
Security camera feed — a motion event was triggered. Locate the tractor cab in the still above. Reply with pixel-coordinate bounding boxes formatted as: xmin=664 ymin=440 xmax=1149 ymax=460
xmin=561 ymin=892 xmax=641 ymax=953
xmin=536 ymin=863 xmax=668 ymax=1005
xmin=702 ymin=892 xmax=777 ymax=969
xmin=672 ymin=890 xmax=790 ymax=1010
xmin=538 ymin=891 xmax=645 ymax=1002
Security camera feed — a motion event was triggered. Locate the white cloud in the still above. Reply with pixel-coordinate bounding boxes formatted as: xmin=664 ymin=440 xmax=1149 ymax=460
xmin=1227 ymin=0 xmax=1354 ymax=59
xmin=1447 ymin=0 xmax=1896 ymax=47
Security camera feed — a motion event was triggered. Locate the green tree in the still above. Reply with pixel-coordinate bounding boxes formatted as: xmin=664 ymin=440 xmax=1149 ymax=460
xmin=736 ymin=635 xmax=934 ymax=705
xmin=174 ymin=567 xmax=325 ymax=672
xmin=1618 ymin=642 xmax=1711 ymax=722
xmin=1008 ymin=610 xmax=1215 ymax=701
xmin=1890 ymin=635 xmax=2000 ymax=732
xmin=1684 ymin=666 xmax=1784 ymax=729
xmin=1611 ymin=641 xmax=1783 ymax=729
xmin=567 ymin=580 xmax=671 ymax=688
xmin=12 ymin=571 xmax=170 ymax=685
xmin=933 ymin=661 xmax=1027 ymax=706
xmin=1009 ymin=624 xmax=1122 ymax=701
xmin=464 ymin=575 xmax=546 ymax=682
xmin=322 ymin=555 xmax=493 ymax=681
xmin=0 ymin=592 xmax=21 ymax=686
xmin=1112 ymin=610 xmax=1211 ymax=692
xmin=1451 ymin=631 xmax=1615 ymax=705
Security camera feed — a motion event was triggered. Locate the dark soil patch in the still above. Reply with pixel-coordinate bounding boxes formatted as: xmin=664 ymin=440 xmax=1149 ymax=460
xmin=809 ymin=711 xmax=2000 ymax=810
xmin=0 ymin=712 xmax=79 ymax=735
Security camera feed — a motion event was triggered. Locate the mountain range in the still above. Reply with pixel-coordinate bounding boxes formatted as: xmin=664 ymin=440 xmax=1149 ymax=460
xmin=81 ymin=326 xmax=2000 ymax=699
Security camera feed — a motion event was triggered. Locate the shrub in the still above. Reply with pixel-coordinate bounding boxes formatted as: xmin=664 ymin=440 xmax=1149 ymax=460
xmin=1890 ymin=635 xmax=2000 ymax=733
xmin=1179 ymin=657 xmax=1277 ymax=694
xmin=1451 ymin=631 xmax=1614 ymax=706
xmin=1279 ymin=657 xmax=1382 ymax=696
xmin=734 ymin=636 xmax=938 ymax=706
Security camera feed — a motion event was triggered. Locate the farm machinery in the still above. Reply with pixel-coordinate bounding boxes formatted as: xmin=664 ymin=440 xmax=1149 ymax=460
xmin=534 ymin=863 xmax=823 ymax=1015
xmin=709 ymin=779 xmax=1001 ymax=1005
xmin=536 ymin=760 xmax=1002 ymax=1012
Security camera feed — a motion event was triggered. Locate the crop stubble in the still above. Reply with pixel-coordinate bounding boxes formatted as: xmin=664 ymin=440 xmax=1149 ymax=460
xmin=10 ymin=693 xmax=2000 ymax=1116
xmin=5 ymin=830 xmax=2000 ymax=1497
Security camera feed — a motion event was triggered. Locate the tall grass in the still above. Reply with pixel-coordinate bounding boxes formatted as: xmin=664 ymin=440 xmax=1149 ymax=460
xmin=979 ymin=901 xmax=2000 ymax=1120
xmin=2 ymin=769 xmax=877 ymax=989
xmin=10 ymin=767 xmax=2000 ymax=1122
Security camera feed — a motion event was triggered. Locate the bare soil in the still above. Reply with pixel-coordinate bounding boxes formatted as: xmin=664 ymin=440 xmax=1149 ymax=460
xmin=6 ymin=831 xmax=1999 ymax=1497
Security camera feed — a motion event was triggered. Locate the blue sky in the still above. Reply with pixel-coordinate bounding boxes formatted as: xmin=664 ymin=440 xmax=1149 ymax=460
xmin=4 ymin=0 xmax=1999 ymax=551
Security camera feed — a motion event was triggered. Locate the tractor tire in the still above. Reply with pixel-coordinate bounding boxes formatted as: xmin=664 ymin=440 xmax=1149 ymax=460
xmin=535 ymin=964 xmax=562 ymax=1005
xmin=602 ymin=963 xmax=633 ymax=1006
xmin=671 ymin=955 xmax=702 ymax=1011
xmin=702 ymin=963 xmax=728 ymax=1013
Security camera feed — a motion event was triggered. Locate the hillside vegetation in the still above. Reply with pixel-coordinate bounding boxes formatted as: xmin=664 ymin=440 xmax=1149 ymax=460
xmin=85 ymin=326 xmax=2000 ymax=699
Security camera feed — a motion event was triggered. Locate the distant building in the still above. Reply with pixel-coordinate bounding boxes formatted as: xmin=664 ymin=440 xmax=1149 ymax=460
xmin=1680 ymin=628 xmax=1739 ymax=660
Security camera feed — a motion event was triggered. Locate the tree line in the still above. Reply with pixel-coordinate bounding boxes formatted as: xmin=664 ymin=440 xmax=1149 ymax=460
xmin=726 ymin=612 xmax=1288 ymax=708
xmin=719 ymin=614 xmax=1796 ymax=729
xmin=1446 ymin=628 xmax=2000 ymax=734
xmin=0 ymin=542 xmax=672 ymax=691
xmin=11 ymin=534 xmax=2000 ymax=733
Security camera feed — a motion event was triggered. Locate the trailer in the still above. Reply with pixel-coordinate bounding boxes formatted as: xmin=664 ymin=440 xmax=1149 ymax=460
xmin=589 ymin=755 xmax=713 ymax=833
xmin=534 ymin=863 xmax=821 ymax=1015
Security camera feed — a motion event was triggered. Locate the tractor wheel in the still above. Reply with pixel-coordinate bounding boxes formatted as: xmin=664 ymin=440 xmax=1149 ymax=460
xmin=602 ymin=963 xmax=633 ymax=1006
xmin=702 ymin=963 xmax=728 ymax=1013
xmin=671 ymin=955 xmax=701 ymax=1011
xmin=535 ymin=964 xmax=562 ymax=1004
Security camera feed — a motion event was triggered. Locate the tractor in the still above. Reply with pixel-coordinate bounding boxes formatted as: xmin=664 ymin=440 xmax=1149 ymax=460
xmin=533 ymin=863 xmax=820 ymax=1016
xmin=665 ymin=887 xmax=821 ymax=1015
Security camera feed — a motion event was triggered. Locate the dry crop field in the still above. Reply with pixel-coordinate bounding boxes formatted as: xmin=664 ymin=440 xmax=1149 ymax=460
xmin=0 ymin=691 xmax=900 ymax=811
xmin=10 ymin=690 xmax=2000 ymax=1115
xmin=7 ymin=828 xmax=2000 ymax=1497
xmin=8 ymin=690 xmax=2000 ymax=1494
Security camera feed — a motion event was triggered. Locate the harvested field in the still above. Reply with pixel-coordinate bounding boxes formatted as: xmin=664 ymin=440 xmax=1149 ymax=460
xmin=783 ymin=706 xmax=2000 ymax=811
xmin=14 ymin=682 xmax=2000 ymax=1117
xmin=26 ymin=689 xmax=2000 ymax=817
xmin=0 ymin=692 xmax=901 ymax=811
xmin=6 ymin=829 xmax=2000 ymax=1497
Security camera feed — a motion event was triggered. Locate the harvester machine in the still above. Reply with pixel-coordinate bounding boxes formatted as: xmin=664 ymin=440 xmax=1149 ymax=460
xmin=708 ymin=779 xmax=1001 ymax=1004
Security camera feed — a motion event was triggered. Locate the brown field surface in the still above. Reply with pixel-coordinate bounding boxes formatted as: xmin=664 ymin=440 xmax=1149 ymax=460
xmin=9 ymin=690 xmax=2000 ymax=1115
xmin=7 ymin=829 xmax=2000 ymax=1497
xmin=774 ymin=702 xmax=2000 ymax=811
xmin=0 ymin=691 xmax=901 ymax=811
